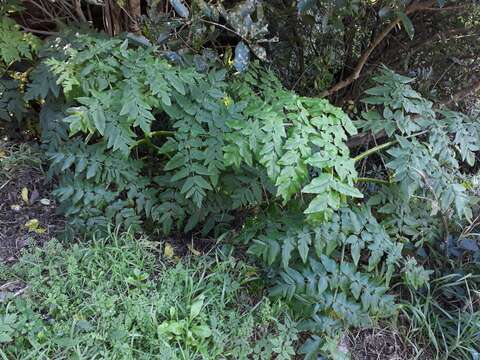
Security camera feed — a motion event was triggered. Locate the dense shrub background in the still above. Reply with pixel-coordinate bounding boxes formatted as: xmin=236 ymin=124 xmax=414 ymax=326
xmin=1 ymin=0 xmax=480 ymax=359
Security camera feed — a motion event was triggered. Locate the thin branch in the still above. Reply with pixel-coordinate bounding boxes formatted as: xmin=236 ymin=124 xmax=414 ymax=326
xmin=407 ymin=28 xmax=478 ymax=59
xmin=19 ymin=26 xmax=57 ymax=36
xmin=319 ymin=0 xmax=436 ymax=98
xmin=26 ymin=0 xmax=55 ymax=21
xmin=74 ymin=0 xmax=87 ymax=22
xmin=199 ymin=19 xmax=250 ymax=43
xmin=440 ymin=75 xmax=480 ymax=107
xmin=127 ymin=0 xmax=142 ymax=34
xmin=150 ymin=130 xmax=175 ymax=137
xmin=423 ymin=5 xmax=468 ymax=11
xmin=355 ymin=177 xmax=391 ymax=185
xmin=353 ymin=138 xmax=398 ymax=163
xmin=460 ymin=213 xmax=480 ymax=238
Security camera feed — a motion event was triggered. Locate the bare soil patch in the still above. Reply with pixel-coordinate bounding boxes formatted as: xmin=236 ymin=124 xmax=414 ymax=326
xmin=347 ymin=328 xmax=419 ymax=360
xmin=0 ymin=142 xmax=63 ymax=264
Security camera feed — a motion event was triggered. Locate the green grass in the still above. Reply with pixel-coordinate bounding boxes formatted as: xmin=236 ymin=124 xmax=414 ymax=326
xmin=399 ymin=269 xmax=480 ymax=360
xmin=0 ymin=229 xmax=298 ymax=359
xmin=0 ymin=141 xmax=43 ymax=180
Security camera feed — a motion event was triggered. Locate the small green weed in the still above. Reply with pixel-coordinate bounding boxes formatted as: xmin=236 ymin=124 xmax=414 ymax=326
xmin=0 ymin=230 xmax=298 ymax=359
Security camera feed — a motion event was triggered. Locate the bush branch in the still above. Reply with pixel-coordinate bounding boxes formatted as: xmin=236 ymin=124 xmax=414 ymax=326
xmin=319 ymin=0 xmax=436 ymax=98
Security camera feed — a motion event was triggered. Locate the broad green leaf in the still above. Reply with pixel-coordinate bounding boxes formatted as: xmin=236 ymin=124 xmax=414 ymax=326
xmin=397 ymin=11 xmax=414 ymax=39
xmin=299 ymin=335 xmax=322 ymax=360
xmin=180 ymin=177 xmax=195 ymax=194
xmin=320 ymin=254 xmax=337 ymax=273
xmin=193 ymin=176 xmax=213 ymax=191
xmin=302 ymin=173 xmax=332 ymax=194
xmin=165 ymin=153 xmax=185 ymax=171
xmin=331 ymin=180 xmax=363 ymax=198
xmin=86 ymin=162 xmax=98 ymax=179
xmin=351 ymin=242 xmax=362 ymax=266
xmin=297 ymin=229 xmax=311 ymax=263
xmin=267 ymin=240 xmax=280 ymax=265
xmin=304 ymin=193 xmax=329 ymax=214
xmin=92 ymin=108 xmax=106 ymax=135
xmin=282 ymin=236 xmax=295 ymax=269
xmin=191 ymin=324 xmax=212 ymax=338
xmin=317 ymin=277 xmax=328 ymax=295
xmin=190 ymin=296 xmax=204 ymax=319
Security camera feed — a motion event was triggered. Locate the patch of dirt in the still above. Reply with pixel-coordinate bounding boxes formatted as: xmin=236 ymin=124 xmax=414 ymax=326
xmin=0 ymin=280 xmax=28 ymax=302
xmin=347 ymin=328 xmax=419 ymax=360
xmin=0 ymin=143 xmax=64 ymax=264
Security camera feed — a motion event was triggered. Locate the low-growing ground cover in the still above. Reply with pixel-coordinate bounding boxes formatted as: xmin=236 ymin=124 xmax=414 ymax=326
xmin=0 ymin=144 xmax=299 ymax=359
xmin=0 ymin=229 xmax=300 ymax=359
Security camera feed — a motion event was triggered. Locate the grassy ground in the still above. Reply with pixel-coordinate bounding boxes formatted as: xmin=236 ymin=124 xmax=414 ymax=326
xmin=0 ymin=230 xmax=299 ymax=359
xmin=0 ymin=143 xmax=299 ymax=359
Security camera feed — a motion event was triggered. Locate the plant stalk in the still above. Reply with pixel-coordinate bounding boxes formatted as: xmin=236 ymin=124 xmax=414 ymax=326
xmin=353 ymin=130 xmax=429 ymax=163
xmin=355 ymin=177 xmax=391 ymax=185
xmin=353 ymin=140 xmax=398 ymax=163
xmin=132 ymin=130 xmax=174 ymax=148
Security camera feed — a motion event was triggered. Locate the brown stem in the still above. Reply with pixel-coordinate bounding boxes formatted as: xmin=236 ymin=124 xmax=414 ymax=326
xmin=423 ymin=5 xmax=468 ymax=11
xmin=319 ymin=0 xmax=436 ymax=98
xmin=128 ymin=0 xmax=142 ymax=34
xmin=19 ymin=26 xmax=57 ymax=36
xmin=74 ymin=0 xmax=87 ymax=23
xmin=440 ymin=75 xmax=480 ymax=107
xmin=103 ymin=0 xmax=123 ymax=36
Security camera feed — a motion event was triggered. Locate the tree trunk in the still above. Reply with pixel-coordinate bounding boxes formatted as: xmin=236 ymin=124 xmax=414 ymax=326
xmin=128 ymin=0 xmax=142 ymax=34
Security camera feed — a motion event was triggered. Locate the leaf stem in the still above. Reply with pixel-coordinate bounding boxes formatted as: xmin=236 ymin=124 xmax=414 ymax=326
xmin=355 ymin=177 xmax=391 ymax=185
xmin=150 ymin=130 xmax=175 ymax=137
xmin=353 ymin=139 xmax=398 ymax=163
xmin=353 ymin=130 xmax=429 ymax=163
xmin=132 ymin=130 xmax=175 ymax=148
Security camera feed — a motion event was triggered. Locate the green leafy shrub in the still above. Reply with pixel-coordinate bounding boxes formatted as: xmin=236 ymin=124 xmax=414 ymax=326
xmin=357 ymin=67 xmax=479 ymax=251
xmin=238 ymin=67 xmax=480 ymax=357
xmin=0 ymin=13 xmax=40 ymax=129
xmin=28 ymin=33 xmax=361 ymax=236
xmin=0 ymin=230 xmax=298 ymax=359
xmin=241 ymin=205 xmax=406 ymax=357
xmin=17 ymin=30 xmax=480 ymax=359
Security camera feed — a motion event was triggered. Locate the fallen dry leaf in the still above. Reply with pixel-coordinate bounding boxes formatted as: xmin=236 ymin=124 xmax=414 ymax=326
xmin=164 ymin=243 xmax=175 ymax=258
xmin=21 ymin=187 xmax=29 ymax=205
